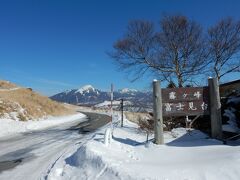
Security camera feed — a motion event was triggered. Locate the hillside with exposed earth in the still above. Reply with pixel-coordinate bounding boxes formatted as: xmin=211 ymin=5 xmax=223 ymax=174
xmin=0 ymin=80 xmax=74 ymax=121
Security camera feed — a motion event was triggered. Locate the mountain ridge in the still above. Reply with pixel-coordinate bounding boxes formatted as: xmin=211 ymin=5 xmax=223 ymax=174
xmin=50 ymin=85 xmax=152 ymax=109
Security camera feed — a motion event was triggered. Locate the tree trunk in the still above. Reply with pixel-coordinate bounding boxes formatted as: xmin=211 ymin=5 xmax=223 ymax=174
xmin=214 ymin=66 xmax=220 ymax=81
xmin=177 ymin=75 xmax=183 ymax=87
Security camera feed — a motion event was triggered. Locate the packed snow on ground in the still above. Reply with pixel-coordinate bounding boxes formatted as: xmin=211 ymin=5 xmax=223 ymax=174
xmin=47 ymin=113 xmax=240 ymax=180
xmin=0 ymin=113 xmax=86 ymax=138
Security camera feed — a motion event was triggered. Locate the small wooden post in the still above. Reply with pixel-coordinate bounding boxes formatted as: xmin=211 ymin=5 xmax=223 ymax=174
xmin=110 ymin=84 xmax=114 ymax=133
xmin=121 ymin=99 xmax=124 ymax=127
xmin=153 ymin=80 xmax=164 ymax=144
xmin=208 ymin=77 xmax=222 ymax=140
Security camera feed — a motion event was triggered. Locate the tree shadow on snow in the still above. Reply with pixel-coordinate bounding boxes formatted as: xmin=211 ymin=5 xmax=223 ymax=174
xmin=166 ymin=134 xmax=221 ymax=147
xmin=112 ymin=136 xmax=145 ymax=146
xmin=166 ymin=131 xmax=240 ymax=147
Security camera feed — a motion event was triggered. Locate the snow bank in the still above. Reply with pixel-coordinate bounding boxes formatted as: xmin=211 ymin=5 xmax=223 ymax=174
xmin=0 ymin=113 xmax=86 ymax=138
xmin=223 ymin=95 xmax=240 ymax=133
xmin=223 ymin=109 xmax=240 ymax=133
xmin=48 ymin=114 xmax=240 ymax=180
xmin=227 ymin=96 xmax=240 ymax=104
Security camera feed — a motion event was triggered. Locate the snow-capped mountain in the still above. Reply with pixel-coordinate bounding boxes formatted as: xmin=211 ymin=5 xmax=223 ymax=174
xmin=50 ymin=85 xmax=152 ymax=111
xmin=75 ymin=85 xmax=99 ymax=95
xmin=51 ymin=85 xmax=108 ymax=106
xmin=119 ymin=88 xmax=138 ymax=93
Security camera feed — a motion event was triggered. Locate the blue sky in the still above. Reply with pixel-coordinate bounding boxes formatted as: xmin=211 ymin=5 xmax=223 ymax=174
xmin=0 ymin=0 xmax=240 ymax=96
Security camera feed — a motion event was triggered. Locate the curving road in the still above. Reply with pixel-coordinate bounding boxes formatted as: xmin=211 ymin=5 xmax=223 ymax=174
xmin=0 ymin=112 xmax=110 ymax=180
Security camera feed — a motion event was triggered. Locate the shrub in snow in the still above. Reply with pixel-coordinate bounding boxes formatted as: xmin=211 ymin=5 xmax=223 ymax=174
xmin=145 ymin=111 xmax=185 ymax=131
xmin=163 ymin=116 xmax=185 ymax=130
xmin=138 ymin=117 xmax=154 ymax=143
xmin=222 ymin=93 xmax=240 ymax=134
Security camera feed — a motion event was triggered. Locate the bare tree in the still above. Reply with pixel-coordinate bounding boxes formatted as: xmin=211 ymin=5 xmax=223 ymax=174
xmin=208 ymin=17 xmax=240 ymax=81
xmin=155 ymin=15 xmax=210 ymax=87
xmin=110 ymin=15 xmax=209 ymax=87
xmin=110 ymin=20 xmax=156 ymax=81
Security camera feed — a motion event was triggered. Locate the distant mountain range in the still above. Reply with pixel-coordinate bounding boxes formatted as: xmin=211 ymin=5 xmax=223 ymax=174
xmin=50 ymin=85 xmax=153 ymax=111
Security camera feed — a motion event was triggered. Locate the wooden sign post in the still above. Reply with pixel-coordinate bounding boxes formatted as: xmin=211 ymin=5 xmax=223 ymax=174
xmin=153 ymin=80 xmax=164 ymax=145
xmin=121 ymin=99 xmax=124 ymax=127
xmin=208 ymin=77 xmax=222 ymax=140
xmin=152 ymin=77 xmax=222 ymax=144
xmin=110 ymin=83 xmax=114 ymax=134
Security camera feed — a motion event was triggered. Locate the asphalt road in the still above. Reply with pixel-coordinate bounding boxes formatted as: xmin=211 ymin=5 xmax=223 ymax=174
xmin=70 ymin=112 xmax=111 ymax=134
xmin=0 ymin=112 xmax=110 ymax=180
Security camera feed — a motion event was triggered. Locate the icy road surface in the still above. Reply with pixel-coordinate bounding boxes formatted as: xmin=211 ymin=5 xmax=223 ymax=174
xmin=0 ymin=112 xmax=110 ymax=180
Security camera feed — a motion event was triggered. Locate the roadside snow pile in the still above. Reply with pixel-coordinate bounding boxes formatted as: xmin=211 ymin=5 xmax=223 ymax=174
xmin=223 ymin=109 xmax=240 ymax=133
xmin=48 ymin=114 xmax=240 ymax=180
xmin=0 ymin=113 xmax=86 ymax=138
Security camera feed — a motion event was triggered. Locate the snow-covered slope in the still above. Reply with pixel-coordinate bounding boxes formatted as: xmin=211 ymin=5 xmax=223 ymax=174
xmin=47 ymin=114 xmax=240 ymax=180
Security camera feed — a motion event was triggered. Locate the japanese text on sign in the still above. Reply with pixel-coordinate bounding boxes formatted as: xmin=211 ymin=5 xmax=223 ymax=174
xmin=161 ymin=87 xmax=209 ymax=116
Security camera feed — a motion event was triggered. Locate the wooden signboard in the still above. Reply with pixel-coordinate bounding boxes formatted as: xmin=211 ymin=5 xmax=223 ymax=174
xmin=161 ymin=87 xmax=209 ymax=117
xmin=152 ymin=78 xmax=222 ymax=142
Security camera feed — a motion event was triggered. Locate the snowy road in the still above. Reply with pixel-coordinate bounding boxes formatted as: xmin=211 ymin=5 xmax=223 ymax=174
xmin=0 ymin=112 xmax=111 ymax=180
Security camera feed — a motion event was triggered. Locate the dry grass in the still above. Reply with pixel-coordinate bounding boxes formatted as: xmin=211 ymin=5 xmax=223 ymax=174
xmin=77 ymin=106 xmax=151 ymax=125
xmin=0 ymin=80 xmax=17 ymax=89
xmin=124 ymin=111 xmax=151 ymax=124
xmin=0 ymin=80 xmax=74 ymax=120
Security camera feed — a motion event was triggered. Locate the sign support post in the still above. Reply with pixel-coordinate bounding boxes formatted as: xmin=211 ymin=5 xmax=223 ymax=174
xmin=121 ymin=99 xmax=124 ymax=127
xmin=153 ymin=80 xmax=164 ymax=145
xmin=208 ymin=77 xmax=222 ymax=140
xmin=110 ymin=83 xmax=114 ymax=133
